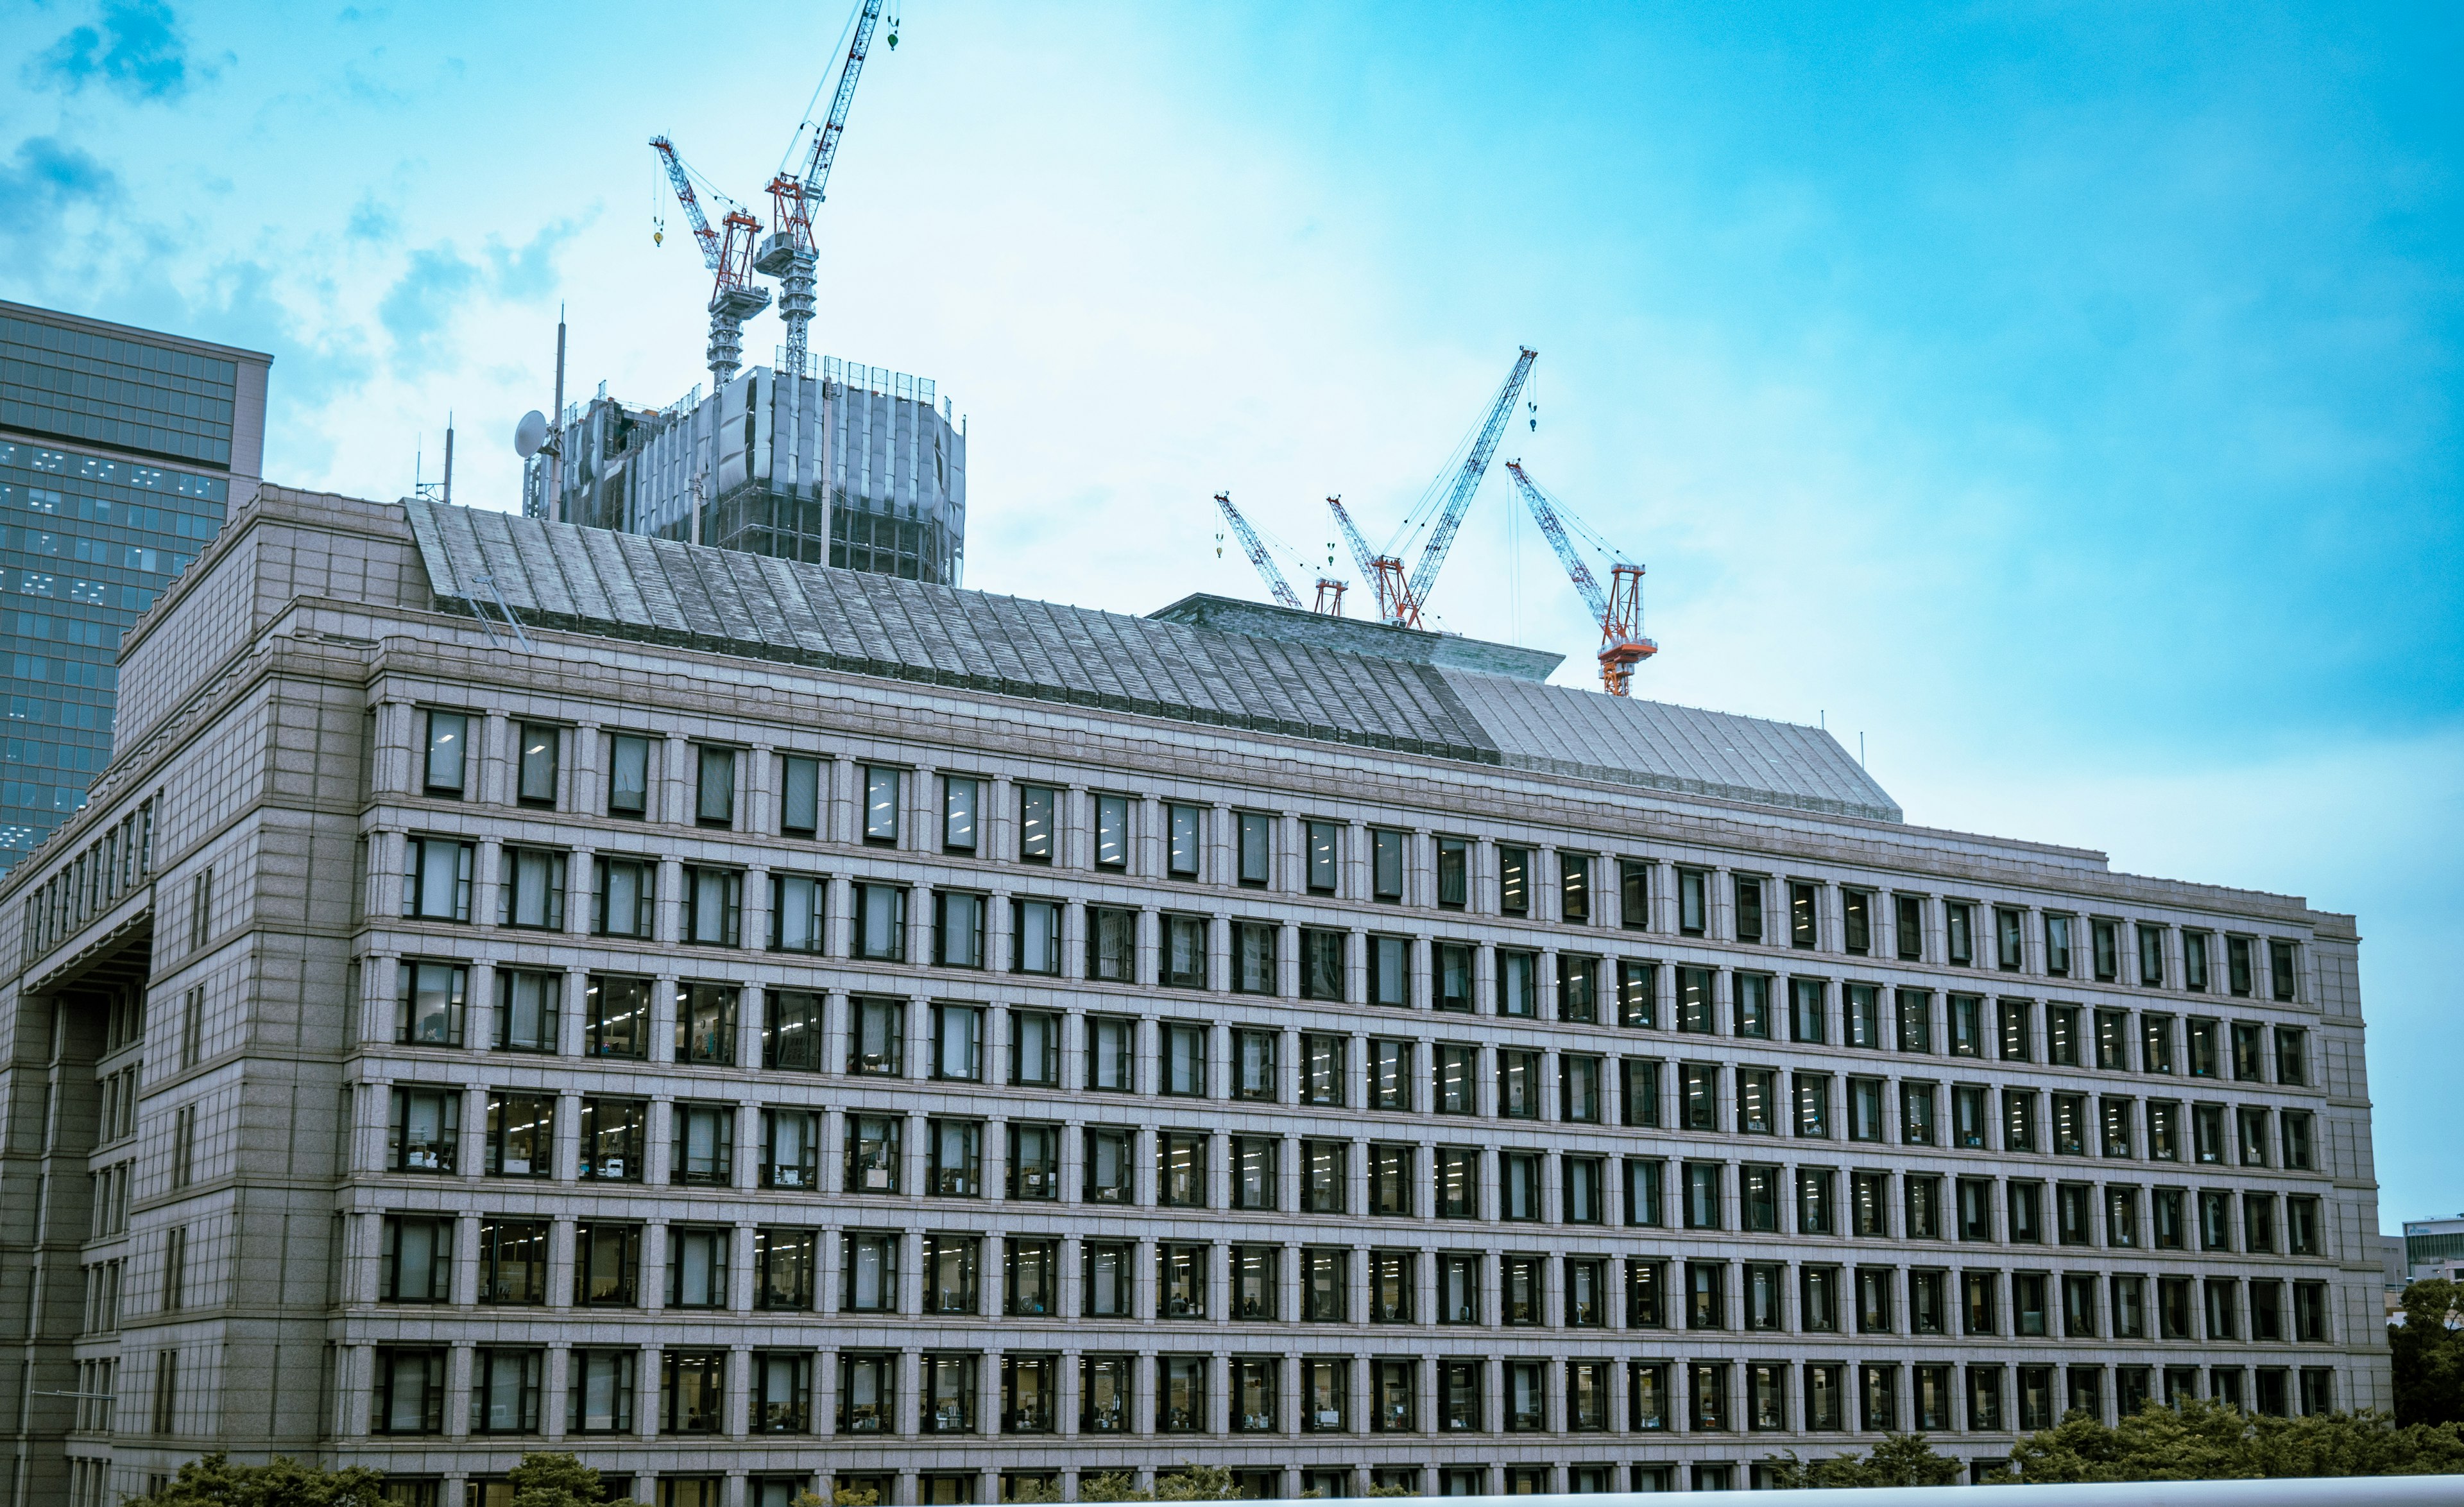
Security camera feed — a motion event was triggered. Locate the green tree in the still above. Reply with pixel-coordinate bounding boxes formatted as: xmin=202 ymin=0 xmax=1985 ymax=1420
xmin=2393 ymin=1277 xmax=2464 ymax=1427
xmin=1998 ymin=1398 xmax=2464 ymax=1482
xmin=123 ymin=1455 xmax=388 ymax=1507
xmin=1076 ymin=1467 xmax=1252 ymax=1502
xmin=503 ymin=1452 xmax=644 ymax=1507
xmin=1759 ymin=1432 xmax=1963 ymax=1488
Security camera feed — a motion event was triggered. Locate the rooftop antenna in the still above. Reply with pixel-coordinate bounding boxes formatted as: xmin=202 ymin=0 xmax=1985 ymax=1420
xmin=441 ymin=411 xmax=455 ymax=507
xmin=549 ymin=306 xmax=567 ymax=518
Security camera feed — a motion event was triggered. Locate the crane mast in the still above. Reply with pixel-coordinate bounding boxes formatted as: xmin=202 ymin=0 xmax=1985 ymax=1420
xmin=1330 ymin=347 xmax=1538 ymax=630
xmin=760 ymin=0 xmax=886 ymax=374
xmin=1502 ymin=460 xmax=1658 ymax=696
xmin=651 ymin=136 xmax=773 ymax=388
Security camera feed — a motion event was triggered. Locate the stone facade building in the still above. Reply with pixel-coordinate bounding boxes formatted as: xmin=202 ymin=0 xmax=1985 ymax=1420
xmin=0 ymin=488 xmax=2384 ymax=1506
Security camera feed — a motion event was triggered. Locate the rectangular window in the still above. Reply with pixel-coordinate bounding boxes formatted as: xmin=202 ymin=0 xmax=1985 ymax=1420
xmin=1303 ymin=1139 xmax=1349 ymax=1214
xmin=1086 ymin=1016 xmax=1135 ymax=1092
xmin=1494 ymin=948 xmax=1537 ymax=1017
xmin=1616 ymin=958 xmax=1657 ymax=1028
xmin=572 ymin=1223 xmax=642 ymax=1307
xmin=853 ymin=883 xmax=907 ymax=961
xmin=1003 ymin=1239 xmax=1059 ymax=1320
xmin=1095 ymin=793 xmax=1131 ymax=870
xmin=680 ymin=868 xmax=734 ymax=947
xmin=1623 ymin=1057 xmax=1664 ymax=1128
xmin=1437 ymin=1042 xmax=1476 ymax=1114
xmin=839 ymin=1352 xmax=894 ymax=1433
xmin=1896 ymin=894 xmax=1926 ymax=960
xmin=845 ymin=1115 xmax=903 ymax=1194
xmin=1084 ymin=1130 xmax=1132 ymax=1204
xmin=1369 ymin=1037 xmax=1413 ymax=1111
xmin=1619 ymin=858 xmax=1652 ymax=931
xmin=1734 ymin=972 xmax=1772 ymax=1037
xmin=590 ymin=856 xmax=653 ymax=939
xmin=422 ymin=710 xmax=467 ymax=797
xmin=848 ymin=996 xmax=904 ymax=1076
xmin=1018 ymin=784 xmax=1057 ymax=863
xmin=477 ymin=1218 xmax=550 ymax=1304
xmin=606 ymin=733 xmax=650 ymax=818
xmin=1012 ymin=898 xmax=1061 ymax=975
xmin=1305 ymin=1249 xmax=1349 ymax=1323
xmin=2035 ymin=912 xmax=2071 ymax=976
xmin=1298 ymin=926 xmax=1347 ymax=999
xmin=1369 ymin=933 xmax=1409 ymax=1006
xmin=388 ymin=1086 xmax=458 ymax=1173
xmin=1798 ymin=1167 xmax=1836 ymax=1234
xmin=1947 ymin=903 xmax=1974 ymax=966
xmin=2138 ymin=924 xmax=2166 ymax=987
xmin=674 ymin=982 xmax=736 ymax=1066
xmin=499 ymin=846 xmax=567 ymax=930
xmin=1949 ymin=994 xmax=1982 ymax=1055
xmin=403 ymin=837 xmax=474 ymax=922
xmin=670 ymin=1102 xmax=733 ymax=1186
xmin=1224 ymin=809 xmax=1270 ymax=886
xmin=778 ymin=754 xmax=820 ymax=834
xmin=862 ymin=766 xmax=901 ymax=844
xmin=762 ymin=873 xmax=822 ymax=953
xmin=397 ymin=960 xmax=467 ymax=1047
xmin=483 ymin=1092 xmax=553 ymax=1179
xmin=1498 ymin=844 xmax=1529 ymax=914
xmin=763 ymin=988 xmax=824 ymax=1071
xmin=1676 ymin=966 xmax=1713 ymax=1033
xmin=2184 ymin=931 xmax=2211 ymax=990
xmin=1433 ymin=1144 xmax=1476 ymax=1218
xmin=1561 ymin=850 xmax=1592 ymax=923
xmin=380 ymin=1215 xmax=452 ymax=1303
xmin=842 ymin=1235 xmax=899 ymax=1312
xmin=1679 ymin=868 xmax=1707 ymax=934
xmin=1425 ymin=833 xmax=1468 ymax=908
xmin=1435 ymin=941 xmax=1473 ymax=1012
xmin=1159 ymin=1132 xmax=1208 ymax=1207
xmin=1736 ymin=875 xmax=1765 ymax=942
xmin=693 ymin=745 xmax=736 ymax=827
xmin=667 ymin=1227 xmax=732 ymax=1308
xmin=935 ymin=890 xmax=986 ymax=968
xmin=1093 ymin=908 xmax=1138 ymax=991
xmin=1791 ymin=881 xmax=1819 ymax=949
xmin=759 ymin=1108 xmax=820 ymax=1191
xmin=2275 ymin=1027 xmax=2308 ymax=1086
xmin=1302 ymin=819 xmax=1341 ymax=893
xmin=941 ymin=775 xmax=980 ymax=852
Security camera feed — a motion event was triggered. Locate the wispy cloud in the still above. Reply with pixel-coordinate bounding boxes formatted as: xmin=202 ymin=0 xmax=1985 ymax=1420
xmin=0 ymin=135 xmax=121 ymax=282
xmin=24 ymin=0 xmax=215 ymax=103
xmin=377 ymin=245 xmax=479 ymax=375
xmin=486 ymin=215 xmax=590 ymax=302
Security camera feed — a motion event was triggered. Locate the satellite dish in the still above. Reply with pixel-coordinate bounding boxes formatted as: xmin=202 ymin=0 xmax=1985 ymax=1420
xmin=514 ymin=409 xmax=548 ymax=458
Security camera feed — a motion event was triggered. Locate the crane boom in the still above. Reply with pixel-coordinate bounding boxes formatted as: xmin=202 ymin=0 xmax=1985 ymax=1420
xmin=1403 ymin=346 xmax=1537 ymax=608
xmin=1328 ymin=497 xmax=1376 ymax=584
xmin=1503 ymin=461 xmax=1607 ymax=620
xmin=651 ymin=137 xmax=722 ymax=271
xmin=760 ymin=0 xmax=887 ymax=372
xmin=1215 ymin=492 xmax=1304 ymax=611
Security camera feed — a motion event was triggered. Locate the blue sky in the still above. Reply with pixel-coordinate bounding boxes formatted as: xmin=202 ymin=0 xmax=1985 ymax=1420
xmin=6 ymin=1 xmax=2457 ymax=1227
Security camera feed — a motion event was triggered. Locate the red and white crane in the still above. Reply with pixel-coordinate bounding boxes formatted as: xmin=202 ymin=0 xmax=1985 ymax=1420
xmin=758 ymin=0 xmax=886 ymax=374
xmin=1502 ymin=459 xmax=1658 ymax=695
xmin=1331 ymin=347 xmax=1537 ymax=629
xmin=650 ymin=135 xmax=772 ymax=388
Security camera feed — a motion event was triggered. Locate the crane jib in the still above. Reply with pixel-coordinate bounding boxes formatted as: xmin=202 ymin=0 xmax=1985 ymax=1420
xmin=1406 ymin=346 xmax=1538 ymax=607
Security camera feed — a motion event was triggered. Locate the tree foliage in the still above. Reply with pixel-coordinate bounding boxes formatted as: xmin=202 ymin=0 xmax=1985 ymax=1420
xmin=1759 ymin=1433 xmax=1964 ymax=1488
xmin=123 ymin=1455 xmax=388 ymax=1507
xmin=1079 ymin=1467 xmax=1251 ymax=1501
xmin=2393 ymin=1277 xmax=2464 ymax=1427
xmin=501 ymin=1452 xmax=642 ymax=1507
xmin=1999 ymin=1399 xmax=2464 ymax=1482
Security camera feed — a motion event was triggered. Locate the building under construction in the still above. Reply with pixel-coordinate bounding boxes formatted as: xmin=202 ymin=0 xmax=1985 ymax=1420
xmin=524 ymin=351 xmax=966 ymax=585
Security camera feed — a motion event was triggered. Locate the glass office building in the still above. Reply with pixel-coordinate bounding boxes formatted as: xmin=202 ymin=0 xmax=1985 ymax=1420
xmin=0 ymin=301 xmax=269 ymax=870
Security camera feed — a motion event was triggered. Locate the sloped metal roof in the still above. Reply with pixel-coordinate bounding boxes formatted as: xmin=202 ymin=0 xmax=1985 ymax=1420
xmin=1437 ymin=667 xmax=1901 ymax=822
xmin=400 ymin=502 xmax=1900 ymax=822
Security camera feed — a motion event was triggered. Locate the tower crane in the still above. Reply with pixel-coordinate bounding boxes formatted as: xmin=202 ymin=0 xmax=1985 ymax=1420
xmin=758 ymin=0 xmax=886 ymax=374
xmin=1214 ymin=492 xmax=1301 ymax=611
xmin=1330 ymin=347 xmax=1537 ymax=629
xmin=1213 ymin=492 xmax=1349 ymax=615
xmin=651 ymin=136 xmax=773 ymax=388
xmin=1502 ymin=460 xmax=1659 ymax=695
